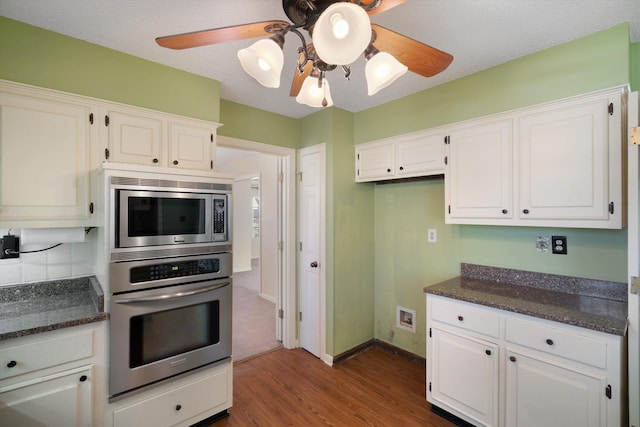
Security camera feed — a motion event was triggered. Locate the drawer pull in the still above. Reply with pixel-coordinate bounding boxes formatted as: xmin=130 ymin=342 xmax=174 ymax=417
xmin=79 ymin=375 xmax=88 ymax=382
xmin=457 ymin=315 xmax=464 ymax=322
xmin=6 ymin=360 xmax=17 ymax=368
xmin=546 ymin=338 xmax=554 ymax=346
xmin=509 ymin=356 xmax=517 ymax=363
xmin=485 ymin=350 xmax=492 ymax=356
xmin=175 ymin=404 xmax=182 ymax=411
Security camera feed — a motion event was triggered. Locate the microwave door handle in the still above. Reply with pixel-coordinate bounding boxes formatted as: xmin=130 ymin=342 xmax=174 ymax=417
xmin=114 ymin=281 xmax=230 ymax=303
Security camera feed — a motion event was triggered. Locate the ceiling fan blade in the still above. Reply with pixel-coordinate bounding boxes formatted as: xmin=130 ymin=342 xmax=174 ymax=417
xmin=353 ymin=0 xmax=407 ymax=15
xmin=156 ymin=20 xmax=289 ymax=50
xmin=371 ymin=24 xmax=453 ymax=77
xmin=290 ymin=51 xmax=314 ymax=97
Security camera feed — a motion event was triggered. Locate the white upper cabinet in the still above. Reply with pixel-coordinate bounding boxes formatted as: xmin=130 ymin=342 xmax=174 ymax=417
xmin=445 ymin=87 xmax=626 ymax=229
xmin=355 ymin=129 xmax=445 ymax=182
xmin=0 ymin=81 xmax=96 ymax=227
xmin=104 ymin=108 xmax=219 ymax=171
xmin=446 ymin=118 xmax=513 ymax=220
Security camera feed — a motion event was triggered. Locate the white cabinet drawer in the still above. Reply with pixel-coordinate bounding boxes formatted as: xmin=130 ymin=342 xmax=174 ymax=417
xmin=0 ymin=330 xmax=94 ymax=380
xmin=506 ymin=317 xmax=607 ymax=368
xmin=430 ymin=297 xmax=500 ymax=338
xmin=113 ymin=365 xmax=231 ymax=427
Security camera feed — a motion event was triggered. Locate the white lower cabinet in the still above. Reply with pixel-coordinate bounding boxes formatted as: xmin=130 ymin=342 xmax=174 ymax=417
xmin=109 ymin=360 xmax=232 ymax=427
xmin=426 ymin=295 xmax=624 ymax=427
xmin=430 ymin=328 xmax=499 ymax=426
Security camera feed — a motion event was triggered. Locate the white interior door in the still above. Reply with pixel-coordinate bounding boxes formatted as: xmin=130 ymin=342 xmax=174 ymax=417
xmin=628 ymin=90 xmax=640 ymax=427
xmin=298 ymin=144 xmax=326 ymax=359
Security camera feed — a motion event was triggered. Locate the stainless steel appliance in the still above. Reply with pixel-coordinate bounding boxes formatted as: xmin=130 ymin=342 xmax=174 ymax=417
xmin=108 ymin=252 xmax=232 ymax=399
xmin=111 ymin=176 xmax=231 ymax=250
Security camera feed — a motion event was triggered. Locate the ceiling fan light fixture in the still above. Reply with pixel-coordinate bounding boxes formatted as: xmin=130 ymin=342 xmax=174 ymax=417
xmin=312 ymin=3 xmax=371 ymax=65
xmin=365 ymin=48 xmax=408 ymax=96
xmin=237 ymin=34 xmax=285 ymax=88
xmin=296 ymin=71 xmax=334 ymax=108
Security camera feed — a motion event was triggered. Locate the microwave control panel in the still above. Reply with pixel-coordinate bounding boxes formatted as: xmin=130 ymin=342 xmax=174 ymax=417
xmin=213 ymin=196 xmax=227 ymax=240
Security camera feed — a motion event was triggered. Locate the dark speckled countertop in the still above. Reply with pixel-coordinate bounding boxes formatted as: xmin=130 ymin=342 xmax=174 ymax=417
xmin=0 ymin=276 xmax=108 ymax=340
xmin=424 ymin=264 xmax=628 ymax=336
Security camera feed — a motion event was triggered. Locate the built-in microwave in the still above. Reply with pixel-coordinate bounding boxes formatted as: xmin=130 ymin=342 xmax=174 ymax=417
xmin=112 ymin=177 xmax=231 ymax=249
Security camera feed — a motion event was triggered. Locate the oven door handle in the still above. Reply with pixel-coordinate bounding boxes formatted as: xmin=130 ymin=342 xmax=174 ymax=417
xmin=114 ymin=281 xmax=230 ymax=303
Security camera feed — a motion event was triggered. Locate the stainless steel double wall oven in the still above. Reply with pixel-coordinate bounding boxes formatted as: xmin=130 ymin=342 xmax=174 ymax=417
xmin=107 ymin=176 xmax=232 ymax=399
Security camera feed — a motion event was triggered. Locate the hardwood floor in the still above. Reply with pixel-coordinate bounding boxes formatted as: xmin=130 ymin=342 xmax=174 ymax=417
xmin=210 ymin=346 xmax=456 ymax=427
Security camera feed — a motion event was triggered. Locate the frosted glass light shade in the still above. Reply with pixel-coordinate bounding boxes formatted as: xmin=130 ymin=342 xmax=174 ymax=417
xmin=365 ymin=51 xmax=408 ymax=95
xmin=237 ymin=38 xmax=284 ymax=88
xmin=296 ymin=76 xmax=334 ymax=108
xmin=312 ymin=3 xmax=371 ymax=65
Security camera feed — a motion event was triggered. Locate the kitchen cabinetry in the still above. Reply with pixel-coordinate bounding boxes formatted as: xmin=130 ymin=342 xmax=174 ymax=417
xmin=104 ymin=107 xmax=219 ymax=171
xmin=426 ymin=295 xmax=624 ymax=427
xmin=108 ymin=360 xmax=232 ymax=427
xmin=445 ymin=87 xmax=625 ymax=229
xmin=0 ymin=323 xmax=104 ymax=427
xmin=0 ymin=81 xmax=97 ymax=228
xmin=355 ymin=129 xmax=445 ymax=182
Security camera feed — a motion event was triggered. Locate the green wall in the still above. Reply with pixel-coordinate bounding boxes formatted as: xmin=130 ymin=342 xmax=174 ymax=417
xmin=357 ymin=24 xmax=631 ymax=357
xmin=0 ymin=17 xmax=220 ymax=121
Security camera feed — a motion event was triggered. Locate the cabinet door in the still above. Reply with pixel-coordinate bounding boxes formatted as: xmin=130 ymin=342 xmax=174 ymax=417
xmin=107 ymin=110 xmax=163 ymax=166
xmin=396 ymin=132 xmax=445 ymax=177
xmin=430 ymin=327 xmax=499 ymax=427
xmin=168 ymin=121 xmax=213 ymax=171
xmin=519 ymin=96 xmax=612 ymax=221
xmin=0 ymin=91 xmax=92 ymax=225
xmin=355 ymin=143 xmax=395 ymax=182
xmin=446 ymin=118 xmax=513 ymax=220
xmin=0 ymin=366 xmax=92 ymax=427
xmin=506 ymin=350 xmax=605 ymax=427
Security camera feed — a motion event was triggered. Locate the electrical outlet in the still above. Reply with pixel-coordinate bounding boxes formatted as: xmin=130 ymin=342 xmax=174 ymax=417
xmin=552 ymin=236 xmax=567 ymax=255
xmin=428 ymin=228 xmax=437 ymax=243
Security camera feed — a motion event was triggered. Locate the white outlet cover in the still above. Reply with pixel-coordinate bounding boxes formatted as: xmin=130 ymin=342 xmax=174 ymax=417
xmin=428 ymin=228 xmax=437 ymax=243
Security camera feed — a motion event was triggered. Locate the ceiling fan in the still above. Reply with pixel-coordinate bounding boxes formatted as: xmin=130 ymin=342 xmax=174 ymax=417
xmin=156 ymin=0 xmax=453 ymax=107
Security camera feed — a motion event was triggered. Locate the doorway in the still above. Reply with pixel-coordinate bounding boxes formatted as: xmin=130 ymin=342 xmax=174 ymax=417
xmin=216 ymin=136 xmax=297 ymax=359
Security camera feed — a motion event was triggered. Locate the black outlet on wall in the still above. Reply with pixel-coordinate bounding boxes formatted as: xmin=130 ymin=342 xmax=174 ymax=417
xmin=552 ymin=236 xmax=567 ymax=255
xmin=0 ymin=235 xmax=20 ymax=259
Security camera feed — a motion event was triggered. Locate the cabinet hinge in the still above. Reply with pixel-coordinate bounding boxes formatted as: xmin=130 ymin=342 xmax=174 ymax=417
xmin=357 ymin=153 xmax=360 ymax=160
xmin=444 ymin=135 xmax=450 ymax=145
xmin=278 ymin=308 xmax=284 ymax=319
xmin=444 ymin=156 xmax=448 ymax=165
xmin=210 ymin=160 xmax=213 ymax=170
xmin=299 ymin=312 xmax=303 ymax=322
xmin=605 ymin=384 xmax=612 ymax=399
xmin=89 ymin=113 xmax=94 ymax=125
xmin=429 ymin=328 xmax=432 ymax=338
xmin=357 ymin=169 xmax=360 ymax=176
xmin=608 ymin=102 xmax=614 ymax=116
xmin=448 ymin=205 xmax=451 ymax=214
xmin=104 ymin=115 xmax=110 ymax=126
xmin=609 ymin=201 xmax=615 ymax=214
xmin=297 ymin=172 xmax=303 ymax=182
xmin=299 ymin=242 xmax=303 ymax=251
xmin=89 ymin=202 xmax=94 ymax=214
xmin=278 ymin=241 xmax=284 ymax=251
xmin=428 ymin=382 xmax=432 ymax=392
xmin=210 ymin=133 xmax=214 ymax=143
xmin=104 ymin=148 xmax=110 ymax=160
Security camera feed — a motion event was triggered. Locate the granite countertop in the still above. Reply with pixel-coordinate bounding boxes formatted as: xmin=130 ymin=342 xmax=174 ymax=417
xmin=424 ymin=264 xmax=628 ymax=336
xmin=0 ymin=276 xmax=108 ymax=340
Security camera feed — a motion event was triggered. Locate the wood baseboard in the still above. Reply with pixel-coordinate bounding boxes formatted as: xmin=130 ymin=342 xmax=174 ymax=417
xmin=332 ymin=339 xmax=425 ymax=367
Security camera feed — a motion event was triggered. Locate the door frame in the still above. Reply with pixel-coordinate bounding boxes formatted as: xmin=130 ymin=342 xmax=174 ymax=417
xmin=217 ymin=135 xmax=298 ymax=349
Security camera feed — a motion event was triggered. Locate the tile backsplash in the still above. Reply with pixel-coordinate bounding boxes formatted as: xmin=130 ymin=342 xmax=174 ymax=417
xmin=0 ymin=228 xmax=95 ymax=286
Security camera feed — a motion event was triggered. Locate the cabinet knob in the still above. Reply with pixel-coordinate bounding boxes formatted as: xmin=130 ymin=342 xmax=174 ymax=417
xmin=545 ymin=338 xmax=554 ymax=346
xmin=173 ymin=160 xmax=179 ymax=165
xmin=6 ymin=360 xmax=17 ymax=368
xmin=399 ymin=166 xmax=404 ymax=171
xmin=175 ymin=404 xmax=182 ymax=411
xmin=485 ymin=350 xmax=492 ymax=356
xmin=501 ymin=209 xmax=508 ymax=214
xmin=509 ymin=356 xmax=517 ymax=363
xmin=152 ymin=158 xmax=159 ymax=164
xmin=523 ymin=209 xmax=530 ymax=214
xmin=79 ymin=375 xmax=88 ymax=382
xmin=457 ymin=315 xmax=464 ymax=322
xmin=387 ymin=168 xmax=391 ymax=173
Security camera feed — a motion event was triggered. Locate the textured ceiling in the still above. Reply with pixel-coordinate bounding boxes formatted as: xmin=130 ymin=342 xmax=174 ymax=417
xmin=1 ymin=0 xmax=639 ymax=119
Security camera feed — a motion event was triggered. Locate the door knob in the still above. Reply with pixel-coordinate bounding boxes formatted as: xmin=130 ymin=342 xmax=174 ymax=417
xmin=310 ymin=261 xmax=318 ymax=268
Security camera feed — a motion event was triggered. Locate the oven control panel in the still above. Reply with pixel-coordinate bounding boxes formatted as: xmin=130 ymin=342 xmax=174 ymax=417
xmin=130 ymin=258 xmax=221 ymax=283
